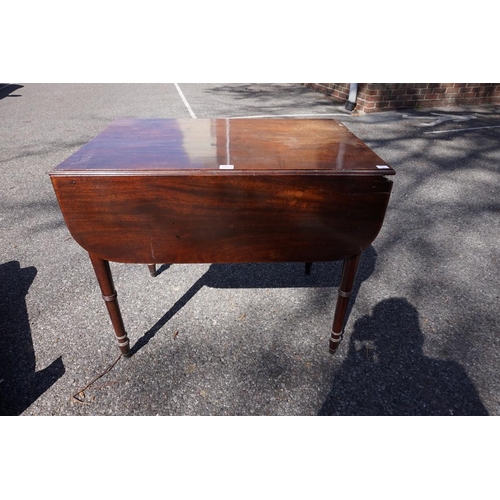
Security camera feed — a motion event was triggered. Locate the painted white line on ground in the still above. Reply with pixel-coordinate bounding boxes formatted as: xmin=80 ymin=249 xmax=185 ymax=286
xmin=229 ymin=113 xmax=349 ymax=119
xmin=174 ymin=83 xmax=197 ymax=119
xmin=424 ymin=125 xmax=500 ymax=134
xmin=226 ymin=118 xmax=230 ymax=165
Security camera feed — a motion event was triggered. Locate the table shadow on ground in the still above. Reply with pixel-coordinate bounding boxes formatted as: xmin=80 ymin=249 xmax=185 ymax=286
xmin=130 ymin=246 xmax=378 ymax=356
xmin=319 ymin=297 xmax=488 ymax=416
xmin=0 ymin=261 xmax=65 ymax=415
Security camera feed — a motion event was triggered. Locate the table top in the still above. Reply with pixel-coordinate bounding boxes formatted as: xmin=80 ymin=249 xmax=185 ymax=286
xmin=52 ymin=118 xmax=395 ymax=176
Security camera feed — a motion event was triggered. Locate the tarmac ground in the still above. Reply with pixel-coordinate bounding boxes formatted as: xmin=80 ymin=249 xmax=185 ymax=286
xmin=1 ymin=83 xmax=499 ymax=415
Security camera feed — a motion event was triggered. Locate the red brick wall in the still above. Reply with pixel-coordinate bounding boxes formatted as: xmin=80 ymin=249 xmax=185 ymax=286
xmin=305 ymin=83 xmax=500 ymax=113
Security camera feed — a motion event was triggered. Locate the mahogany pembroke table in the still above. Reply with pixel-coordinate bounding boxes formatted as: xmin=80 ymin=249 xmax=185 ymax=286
xmin=50 ymin=118 xmax=395 ymax=357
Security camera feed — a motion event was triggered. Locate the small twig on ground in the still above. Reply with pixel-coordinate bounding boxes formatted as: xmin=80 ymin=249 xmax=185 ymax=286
xmin=72 ymin=354 xmax=122 ymax=404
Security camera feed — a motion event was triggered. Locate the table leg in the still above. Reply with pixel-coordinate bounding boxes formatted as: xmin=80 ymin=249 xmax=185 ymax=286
xmin=305 ymin=262 xmax=312 ymax=275
xmin=89 ymin=253 xmax=131 ymax=357
xmin=147 ymin=264 xmax=157 ymax=277
xmin=330 ymin=253 xmax=362 ymax=354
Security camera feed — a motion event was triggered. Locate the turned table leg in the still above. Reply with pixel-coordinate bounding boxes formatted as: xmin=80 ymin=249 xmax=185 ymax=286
xmin=330 ymin=253 xmax=362 ymax=354
xmin=147 ymin=264 xmax=157 ymax=277
xmin=89 ymin=253 xmax=131 ymax=357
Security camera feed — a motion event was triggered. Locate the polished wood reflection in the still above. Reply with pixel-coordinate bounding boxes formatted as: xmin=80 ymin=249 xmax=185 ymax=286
xmin=52 ymin=118 xmax=395 ymax=174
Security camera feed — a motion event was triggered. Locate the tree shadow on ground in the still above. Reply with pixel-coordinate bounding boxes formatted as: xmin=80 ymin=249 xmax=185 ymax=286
xmin=0 ymin=261 xmax=65 ymax=415
xmin=206 ymin=83 xmax=325 ymax=102
xmin=204 ymin=83 xmax=345 ymax=116
xmin=130 ymin=247 xmax=378 ymax=356
xmin=319 ymin=298 xmax=488 ymax=415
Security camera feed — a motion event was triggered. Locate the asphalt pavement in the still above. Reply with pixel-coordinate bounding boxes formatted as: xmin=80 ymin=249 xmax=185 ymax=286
xmin=1 ymin=83 xmax=499 ymax=415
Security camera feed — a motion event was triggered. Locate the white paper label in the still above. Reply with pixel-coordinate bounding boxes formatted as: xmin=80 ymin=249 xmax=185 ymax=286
xmin=376 ymin=165 xmax=390 ymax=169
xmin=219 ymin=165 xmax=234 ymax=170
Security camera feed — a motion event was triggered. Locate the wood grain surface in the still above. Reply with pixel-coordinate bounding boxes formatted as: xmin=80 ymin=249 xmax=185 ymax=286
xmin=51 ymin=174 xmax=393 ymax=263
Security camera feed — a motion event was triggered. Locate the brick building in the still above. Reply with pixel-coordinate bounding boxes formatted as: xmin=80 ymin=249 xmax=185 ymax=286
xmin=305 ymin=83 xmax=500 ymax=113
